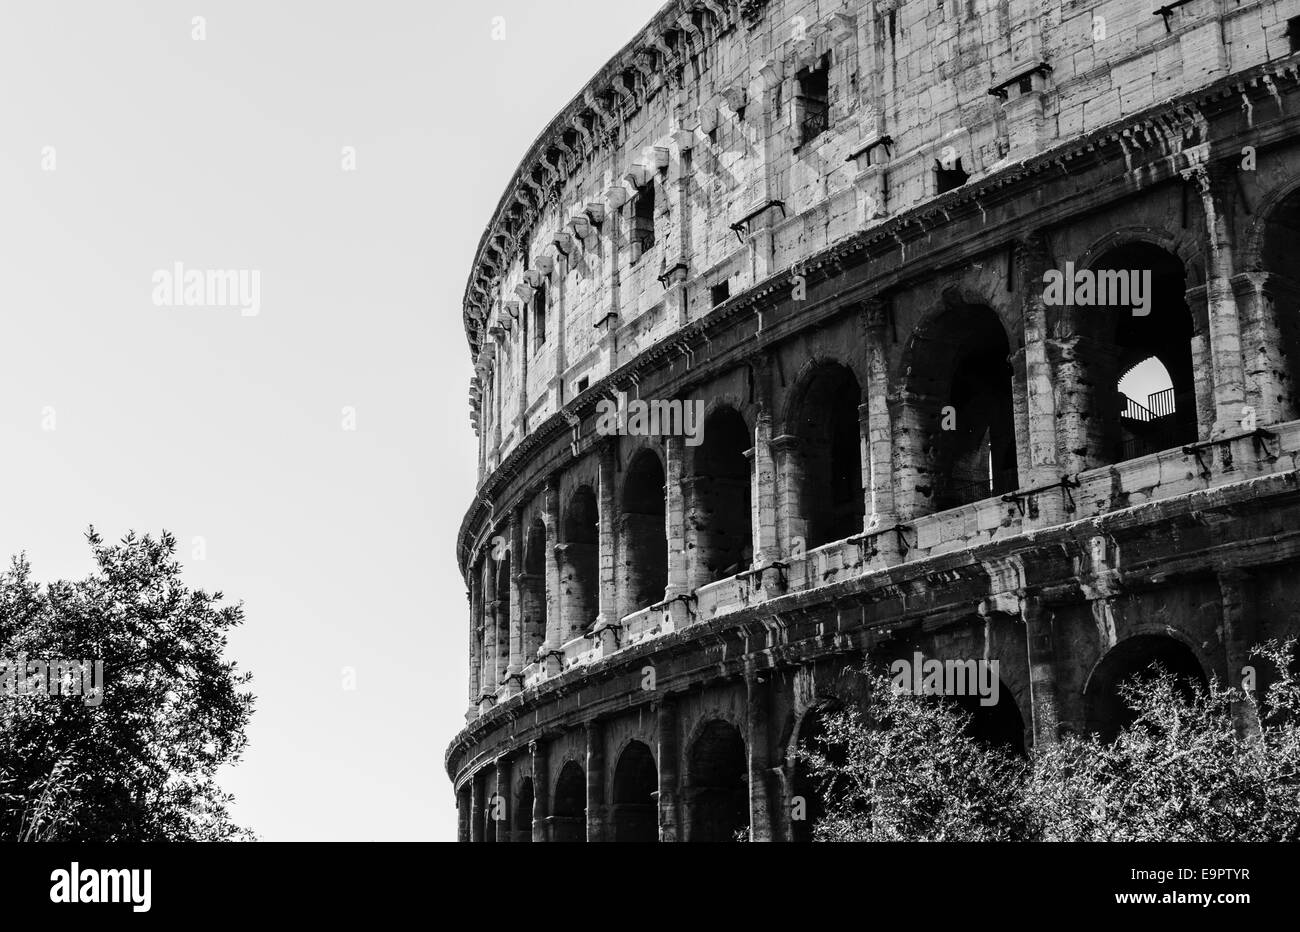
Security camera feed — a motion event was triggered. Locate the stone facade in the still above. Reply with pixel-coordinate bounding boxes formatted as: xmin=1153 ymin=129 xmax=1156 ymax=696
xmin=449 ymin=0 xmax=1300 ymax=841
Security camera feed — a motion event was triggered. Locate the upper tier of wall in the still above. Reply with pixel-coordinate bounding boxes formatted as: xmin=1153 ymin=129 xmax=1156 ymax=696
xmin=463 ymin=0 xmax=1295 ymax=477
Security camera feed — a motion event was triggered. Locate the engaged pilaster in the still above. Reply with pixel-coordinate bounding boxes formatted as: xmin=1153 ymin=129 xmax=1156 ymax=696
xmin=663 ymin=434 xmax=689 ymax=628
xmin=585 ymin=719 xmax=606 ymax=842
xmin=1182 ymin=160 xmax=1248 ymax=437
xmin=657 ymin=698 xmax=680 ymax=842
xmin=592 ymin=442 xmax=621 ymax=653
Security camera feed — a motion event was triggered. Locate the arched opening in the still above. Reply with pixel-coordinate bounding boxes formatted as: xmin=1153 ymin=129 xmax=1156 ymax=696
xmin=689 ymin=407 xmax=753 ymax=585
xmin=611 ymin=741 xmax=658 ymax=842
xmin=1088 ymin=243 xmax=1197 ymax=463
xmin=1255 ymin=189 xmax=1300 ymax=421
xmin=515 ymin=777 xmax=535 ymax=843
xmin=1118 ymin=356 xmax=1175 ymax=421
xmin=950 ymin=682 xmax=1027 ymax=756
xmin=791 ymin=362 xmax=864 ymax=549
xmin=686 ymin=720 xmax=748 ymax=842
xmin=620 ymin=450 xmax=667 ymax=616
xmin=561 ymin=486 xmax=599 ymax=637
xmin=1085 ymin=635 xmax=1208 ymax=743
xmin=522 ymin=519 xmax=547 ymax=664
xmin=551 ymin=761 xmax=587 ymax=842
xmin=901 ymin=301 xmax=1018 ymax=515
xmin=790 ymin=705 xmax=848 ymax=843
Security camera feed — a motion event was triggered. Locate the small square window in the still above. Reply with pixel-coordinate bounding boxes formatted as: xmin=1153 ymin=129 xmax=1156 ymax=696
xmin=711 ymin=281 xmax=731 ymax=306
xmin=576 ymin=376 xmax=589 ymax=394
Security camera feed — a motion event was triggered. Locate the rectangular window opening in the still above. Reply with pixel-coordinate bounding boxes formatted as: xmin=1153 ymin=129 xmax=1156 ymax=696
xmin=796 ymin=54 xmax=832 ymax=147
xmin=532 ymin=282 xmax=547 ymax=351
xmin=630 ymin=181 xmax=656 ymax=261
xmin=711 ymin=280 xmax=731 ymax=307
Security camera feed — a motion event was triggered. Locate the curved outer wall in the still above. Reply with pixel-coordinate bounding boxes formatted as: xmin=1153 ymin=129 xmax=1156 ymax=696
xmin=450 ymin=0 xmax=1300 ymax=842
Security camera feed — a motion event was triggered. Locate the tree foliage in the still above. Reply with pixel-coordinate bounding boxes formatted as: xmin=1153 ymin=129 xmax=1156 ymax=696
xmin=0 ymin=529 xmax=255 ymax=840
xmin=801 ymin=642 xmax=1300 ymax=842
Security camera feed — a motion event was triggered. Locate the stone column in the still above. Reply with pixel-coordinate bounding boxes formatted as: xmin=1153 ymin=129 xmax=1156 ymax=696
xmin=1019 ymin=235 xmax=1059 ymax=476
xmin=530 ymin=739 xmax=550 ymax=842
xmin=1055 ymin=330 xmax=1109 ymax=472
xmin=1185 ymin=289 xmax=1217 ymax=442
xmin=772 ymin=434 xmax=805 ymax=558
xmin=863 ymin=300 xmax=899 ymax=560
xmin=592 ymin=442 xmax=621 ymax=652
xmin=664 ymin=266 xmax=690 ymax=330
xmin=518 ymin=292 xmax=529 ymax=437
xmin=1009 ymin=348 xmax=1031 ymax=486
xmin=657 ymin=698 xmax=680 ymax=842
xmin=892 ymin=388 xmax=931 ymax=522
xmin=470 ymin=772 xmax=485 ymax=842
xmin=1236 ymin=271 xmax=1298 ymax=425
xmin=490 ymin=355 xmax=502 ymax=458
xmin=1218 ymin=570 xmax=1262 ymax=739
xmin=542 ymin=479 xmax=564 ymax=677
xmin=1019 ymin=233 xmax=1065 ymax=524
xmin=746 ymin=672 xmax=774 ymax=842
xmin=663 ymin=435 xmax=689 ymax=628
xmin=1023 ymin=595 xmax=1060 ymax=747
xmin=550 ymin=265 xmax=568 ymax=411
xmin=493 ymin=758 xmax=510 ymax=843
xmin=673 ymin=147 xmax=693 ymax=304
xmin=480 ymin=560 xmax=499 ymax=713
xmin=585 ymin=719 xmax=606 ymax=842
xmin=596 ymin=199 xmax=621 ymax=374
xmin=466 ymin=573 xmax=481 ymax=721
xmin=683 ymin=473 xmax=710 ymax=590
xmin=504 ymin=509 xmax=524 ymax=698
xmin=456 ymin=786 xmax=470 ymax=843
xmin=749 ymin=355 xmax=779 ymax=567
xmin=1183 ymin=161 xmax=1247 ymax=437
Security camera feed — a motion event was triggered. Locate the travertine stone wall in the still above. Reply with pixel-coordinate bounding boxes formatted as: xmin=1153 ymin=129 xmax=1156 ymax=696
xmin=450 ymin=0 xmax=1300 ymax=842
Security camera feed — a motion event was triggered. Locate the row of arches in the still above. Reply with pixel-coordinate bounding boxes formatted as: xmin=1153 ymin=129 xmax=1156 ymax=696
xmin=468 ymin=629 xmax=1212 ymax=841
xmin=476 ymin=227 xmax=1300 ymax=693
xmin=472 ymin=721 xmax=750 ymax=844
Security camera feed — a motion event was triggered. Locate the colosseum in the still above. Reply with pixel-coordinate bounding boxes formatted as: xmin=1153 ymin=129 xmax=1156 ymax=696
xmin=448 ymin=0 xmax=1300 ymax=842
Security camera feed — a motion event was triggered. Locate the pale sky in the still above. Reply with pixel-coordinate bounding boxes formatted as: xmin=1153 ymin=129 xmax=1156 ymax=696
xmin=0 ymin=0 xmax=663 ymax=841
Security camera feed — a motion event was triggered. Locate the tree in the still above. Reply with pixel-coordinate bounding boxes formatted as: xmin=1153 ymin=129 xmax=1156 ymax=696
xmin=0 ymin=529 xmax=255 ymax=840
xmin=1024 ymin=641 xmax=1300 ymax=842
xmin=800 ymin=668 xmax=1030 ymax=841
xmin=801 ymin=642 xmax=1300 ymax=842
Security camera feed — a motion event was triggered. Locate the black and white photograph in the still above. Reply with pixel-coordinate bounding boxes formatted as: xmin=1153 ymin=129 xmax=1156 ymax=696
xmin=2 ymin=0 xmax=1296 ymax=915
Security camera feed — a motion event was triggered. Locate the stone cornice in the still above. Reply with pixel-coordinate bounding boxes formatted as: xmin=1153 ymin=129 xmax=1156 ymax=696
xmin=459 ymin=0 xmax=753 ymax=356
xmin=447 ymin=467 xmax=1300 ymax=783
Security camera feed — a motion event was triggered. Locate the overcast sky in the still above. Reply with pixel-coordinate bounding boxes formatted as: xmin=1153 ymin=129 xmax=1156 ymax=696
xmin=0 ymin=0 xmax=663 ymax=841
